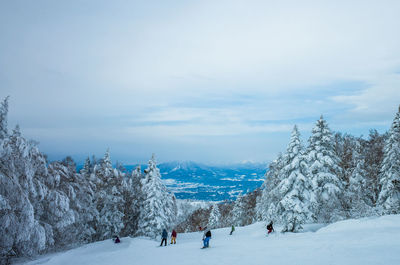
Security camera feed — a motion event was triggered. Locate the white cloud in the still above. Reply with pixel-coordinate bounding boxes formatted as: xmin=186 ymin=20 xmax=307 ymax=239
xmin=1 ymin=0 xmax=400 ymax=162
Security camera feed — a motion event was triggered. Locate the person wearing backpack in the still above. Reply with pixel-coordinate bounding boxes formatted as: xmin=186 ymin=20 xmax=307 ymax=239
xmin=202 ymin=227 xmax=212 ymax=248
xmin=160 ymin=229 xmax=168 ymax=246
xmin=267 ymin=221 xmax=274 ymax=235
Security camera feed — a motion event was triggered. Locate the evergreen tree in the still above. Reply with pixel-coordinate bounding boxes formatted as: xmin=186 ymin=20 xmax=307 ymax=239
xmin=378 ymin=106 xmax=400 ymax=214
xmin=257 ymin=152 xmax=287 ymax=223
xmin=306 ymin=116 xmax=344 ymax=222
xmin=275 ymin=125 xmax=314 ymax=232
xmin=94 ymin=150 xmax=125 ymax=240
xmin=0 ymin=124 xmax=49 ymax=257
xmin=231 ymin=192 xmax=245 ymax=226
xmin=122 ymin=165 xmax=142 ymax=236
xmin=137 ymin=154 xmax=177 ymax=238
xmin=80 ymin=157 xmax=91 ymax=176
xmin=347 ymin=140 xmax=373 ymax=218
xmin=208 ymin=204 xmax=221 ymax=229
xmin=363 ymin=130 xmax=387 ymax=206
xmin=45 ymin=161 xmax=78 ymax=246
xmin=256 ymin=153 xmax=286 ymax=222
xmin=74 ymin=169 xmax=98 ymax=243
xmin=0 ymin=96 xmax=9 ymax=139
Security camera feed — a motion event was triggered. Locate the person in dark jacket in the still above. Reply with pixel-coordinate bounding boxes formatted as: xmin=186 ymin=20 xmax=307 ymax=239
xmin=202 ymin=227 xmax=211 ymax=248
xmin=114 ymin=236 xmax=121 ymax=243
xmin=160 ymin=229 xmax=168 ymax=246
xmin=171 ymin=229 xmax=177 ymax=244
xmin=267 ymin=221 xmax=274 ymax=235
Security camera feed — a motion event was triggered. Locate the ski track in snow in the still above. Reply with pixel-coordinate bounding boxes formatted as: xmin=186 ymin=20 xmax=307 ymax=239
xmin=19 ymin=215 xmax=400 ymax=265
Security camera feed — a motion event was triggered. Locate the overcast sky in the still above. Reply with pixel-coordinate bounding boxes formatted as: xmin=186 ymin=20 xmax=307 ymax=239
xmin=1 ymin=0 xmax=400 ymax=164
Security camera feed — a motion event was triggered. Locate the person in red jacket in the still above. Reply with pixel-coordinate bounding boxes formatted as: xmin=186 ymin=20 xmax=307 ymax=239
xmin=267 ymin=221 xmax=274 ymax=235
xmin=171 ymin=229 xmax=177 ymax=244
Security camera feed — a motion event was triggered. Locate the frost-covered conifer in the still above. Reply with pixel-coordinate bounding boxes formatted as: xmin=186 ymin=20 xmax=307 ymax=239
xmin=306 ymin=116 xmax=344 ymax=222
xmin=347 ymin=140 xmax=373 ymax=218
xmin=0 ymin=124 xmax=49 ymax=257
xmin=275 ymin=125 xmax=314 ymax=232
xmin=45 ymin=161 xmax=78 ymax=246
xmin=256 ymin=153 xmax=286 ymax=222
xmin=231 ymin=192 xmax=246 ymax=226
xmin=137 ymin=154 xmax=177 ymax=238
xmin=208 ymin=204 xmax=221 ymax=229
xmin=94 ymin=150 xmax=125 ymax=240
xmin=363 ymin=130 xmax=387 ymax=205
xmin=122 ymin=166 xmax=142 ymax=236
xmin=378 ymin=106 xmax=400 ymax=214
xmin=74 ymin=171 xmax=98 ymax=243
xmin=80 ymin=157 xmax=91 ymax=176
xmin=0 ymin=96 xmax=9 ymax=139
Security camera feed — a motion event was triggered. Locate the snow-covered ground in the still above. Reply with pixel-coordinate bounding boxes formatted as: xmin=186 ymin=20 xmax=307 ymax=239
xmin=19 ymin=215 xmax=400 ymax=265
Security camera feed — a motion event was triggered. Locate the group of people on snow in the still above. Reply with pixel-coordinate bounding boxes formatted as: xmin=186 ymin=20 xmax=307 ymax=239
xmin=160 ymin=229 xmax=178 ymax=246
xmin=114 ymin=221 xmax=274 ymax=248
xmin=158 ymin=221 xmax=274 ymax=248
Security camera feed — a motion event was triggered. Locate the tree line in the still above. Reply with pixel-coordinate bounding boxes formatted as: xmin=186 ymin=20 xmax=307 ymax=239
xmin=0 ymin=97 xmax=177 ymax=261
xmin=185 ymin=107 xmax=399 ymax=233
xmin=1 ymin=96 xmax=399 ymax=261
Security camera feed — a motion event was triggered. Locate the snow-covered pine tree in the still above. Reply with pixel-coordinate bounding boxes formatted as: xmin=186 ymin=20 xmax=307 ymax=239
xmin=231 ymin=192 xmax=246 ymax=226
xmin=0 ymin=96 xmax=9 ymax=139
xmin=94 ymin=150 xmax=125 ymax=240
xmin=80 ymin=157 xmax=91 ymax=176
xmin=74 ymin=158 xmax=98 ymax=243
xmin=347 ymin=139 xmax=373 ymax=218
xmin=363 ymin=130 xmax=387 ymax=206
xmin=0 ymin=124 xmax=49 ymax=257
xmin=45 ymin=160 xmax=80 ymax=247
xmin=137 ymin=154 xmax=177 ymax=238
xmin=275 ymin=125 xmax=314 ymax=232
xmin=306 ymin=116 xmax=344 ymax=223
xmin=122 ymin=165 xmax=142 ymax=236
xmin=208 ymin=204 xmax=221 ymax=229
xmin=256 ymin=153 xmax=286 ymax=223
xmin=377 ymin=106 xmax=400 ymax=214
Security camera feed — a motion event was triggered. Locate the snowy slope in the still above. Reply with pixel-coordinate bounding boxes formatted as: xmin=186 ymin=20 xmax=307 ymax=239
xmin=19 ymin=215 xmax=400 ymax=265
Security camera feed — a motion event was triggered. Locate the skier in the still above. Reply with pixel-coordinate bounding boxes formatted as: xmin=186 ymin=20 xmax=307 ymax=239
xmin=202 ymin=227 xmax=212 ymax=248
xmin=230 ymin=225 xmax=235 ymax=235
xmin=160 ymin=229 xmax=168 ymax=246
xmin=114 ymin=236 xmax=121 ymax=243
xmin=171 ymin=229 xmax=177 ymax=244
xmin=267 ymin=221 xmax=274 ymax=235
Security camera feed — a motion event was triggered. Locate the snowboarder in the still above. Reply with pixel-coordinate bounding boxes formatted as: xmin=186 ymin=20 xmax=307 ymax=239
xmin=202 ymin=227 xmax=212 ymax=248
xmin=267 ymin=221 xmax=274 ymax=235
xmin=114 ymin=236 xmax=121 ymax=243
xmin=230 ymin=225 xmax=235 ymax=235
xmin=160 ymin=229 xmax=168 ymax=246
xmin=171 ymin=229 xmax=177 ymax=244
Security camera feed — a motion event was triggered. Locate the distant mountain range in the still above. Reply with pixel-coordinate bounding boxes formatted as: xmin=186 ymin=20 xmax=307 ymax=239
xmin=126 ymin=161 xmax=268 ymax=201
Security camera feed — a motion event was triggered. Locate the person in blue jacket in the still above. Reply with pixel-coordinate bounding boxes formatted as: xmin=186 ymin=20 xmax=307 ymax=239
xmin=160 ymin=229 xmax=168 ymax=246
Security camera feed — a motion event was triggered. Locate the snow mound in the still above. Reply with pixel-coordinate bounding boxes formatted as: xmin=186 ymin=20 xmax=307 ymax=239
xmin=316 ymin=214 xmax=399 ymax=234
xmin=19 ymin=215 xmax=400 ymax=265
